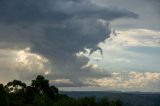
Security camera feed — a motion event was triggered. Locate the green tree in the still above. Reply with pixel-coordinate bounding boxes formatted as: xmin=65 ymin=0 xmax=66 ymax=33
xmin=4 ymin=80 xmax=26 ymax=106
xmin=34 ymin=95 xmax=53 ymax=106
xmin=110 ymin=99 xmax=123 ymax=106
xmin=5 ymin=80 xmax=26 ymax=94
xmin=0 ymin=84 xmax=9 ymax=106
xmin=78 ymin=96 xmax=96 ymax=106
xmin=114 ymin=99 xmax=123 ymax=106
xmin=47 ymin=86 xmax=59 ymax=99
xmin=31 ymin=75 xmax=49 ymax=95
xmin=98 ymin=97 xmax=110 ymax=106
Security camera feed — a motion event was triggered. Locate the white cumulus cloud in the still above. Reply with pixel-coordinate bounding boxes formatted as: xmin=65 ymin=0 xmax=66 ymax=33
xmin=85 ymin=71 xmax=160 ymax=91
xmin=102 ymin=29 xmax=160 ymax=47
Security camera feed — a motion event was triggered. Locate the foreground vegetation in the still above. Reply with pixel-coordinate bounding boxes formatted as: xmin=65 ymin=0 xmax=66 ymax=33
xmin=0 ymin=75 xmax=122 ymax=106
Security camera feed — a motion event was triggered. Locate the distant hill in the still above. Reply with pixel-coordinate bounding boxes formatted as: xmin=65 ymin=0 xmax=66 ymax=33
xmin=60 ymin=91 xmax=160 ymax=106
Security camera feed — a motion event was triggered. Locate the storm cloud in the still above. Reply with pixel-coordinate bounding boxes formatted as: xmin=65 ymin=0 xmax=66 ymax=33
xmin=0 ymin=0 xmax=138 ymax=87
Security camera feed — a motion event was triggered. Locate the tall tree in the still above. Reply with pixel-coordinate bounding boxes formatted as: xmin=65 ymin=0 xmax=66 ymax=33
xmin=47 ymin=85 xmax=59 ymax=99
xmin=31 ymin=75 xmax=49 ymax=94
xmin=5 ymin=80 xmax=26 ymax=93
xmin=0 ymin=84 xmax=9 ymax=106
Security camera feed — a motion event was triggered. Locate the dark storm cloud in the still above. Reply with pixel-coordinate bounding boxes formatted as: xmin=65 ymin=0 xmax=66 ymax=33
xmin=146 ymin=0 xmax=160 ymax=14
xmin=0 ymin=0 xmax=138 ymax=24
xmin=0 ymin=0 xmax=138 ymax=87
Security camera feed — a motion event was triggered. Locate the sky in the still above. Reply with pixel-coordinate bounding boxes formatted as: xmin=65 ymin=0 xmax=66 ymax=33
xmin=0 ymin=0 xmax=160 ymax=92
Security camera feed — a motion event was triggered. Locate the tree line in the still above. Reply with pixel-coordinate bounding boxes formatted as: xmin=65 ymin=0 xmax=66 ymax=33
xmin=0 ymin=75 xmax=123 ymax=106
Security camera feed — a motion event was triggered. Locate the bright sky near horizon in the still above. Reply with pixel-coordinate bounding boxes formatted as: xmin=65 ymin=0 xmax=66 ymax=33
xmin=0 ymin=0 xmax=160 ymax=92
